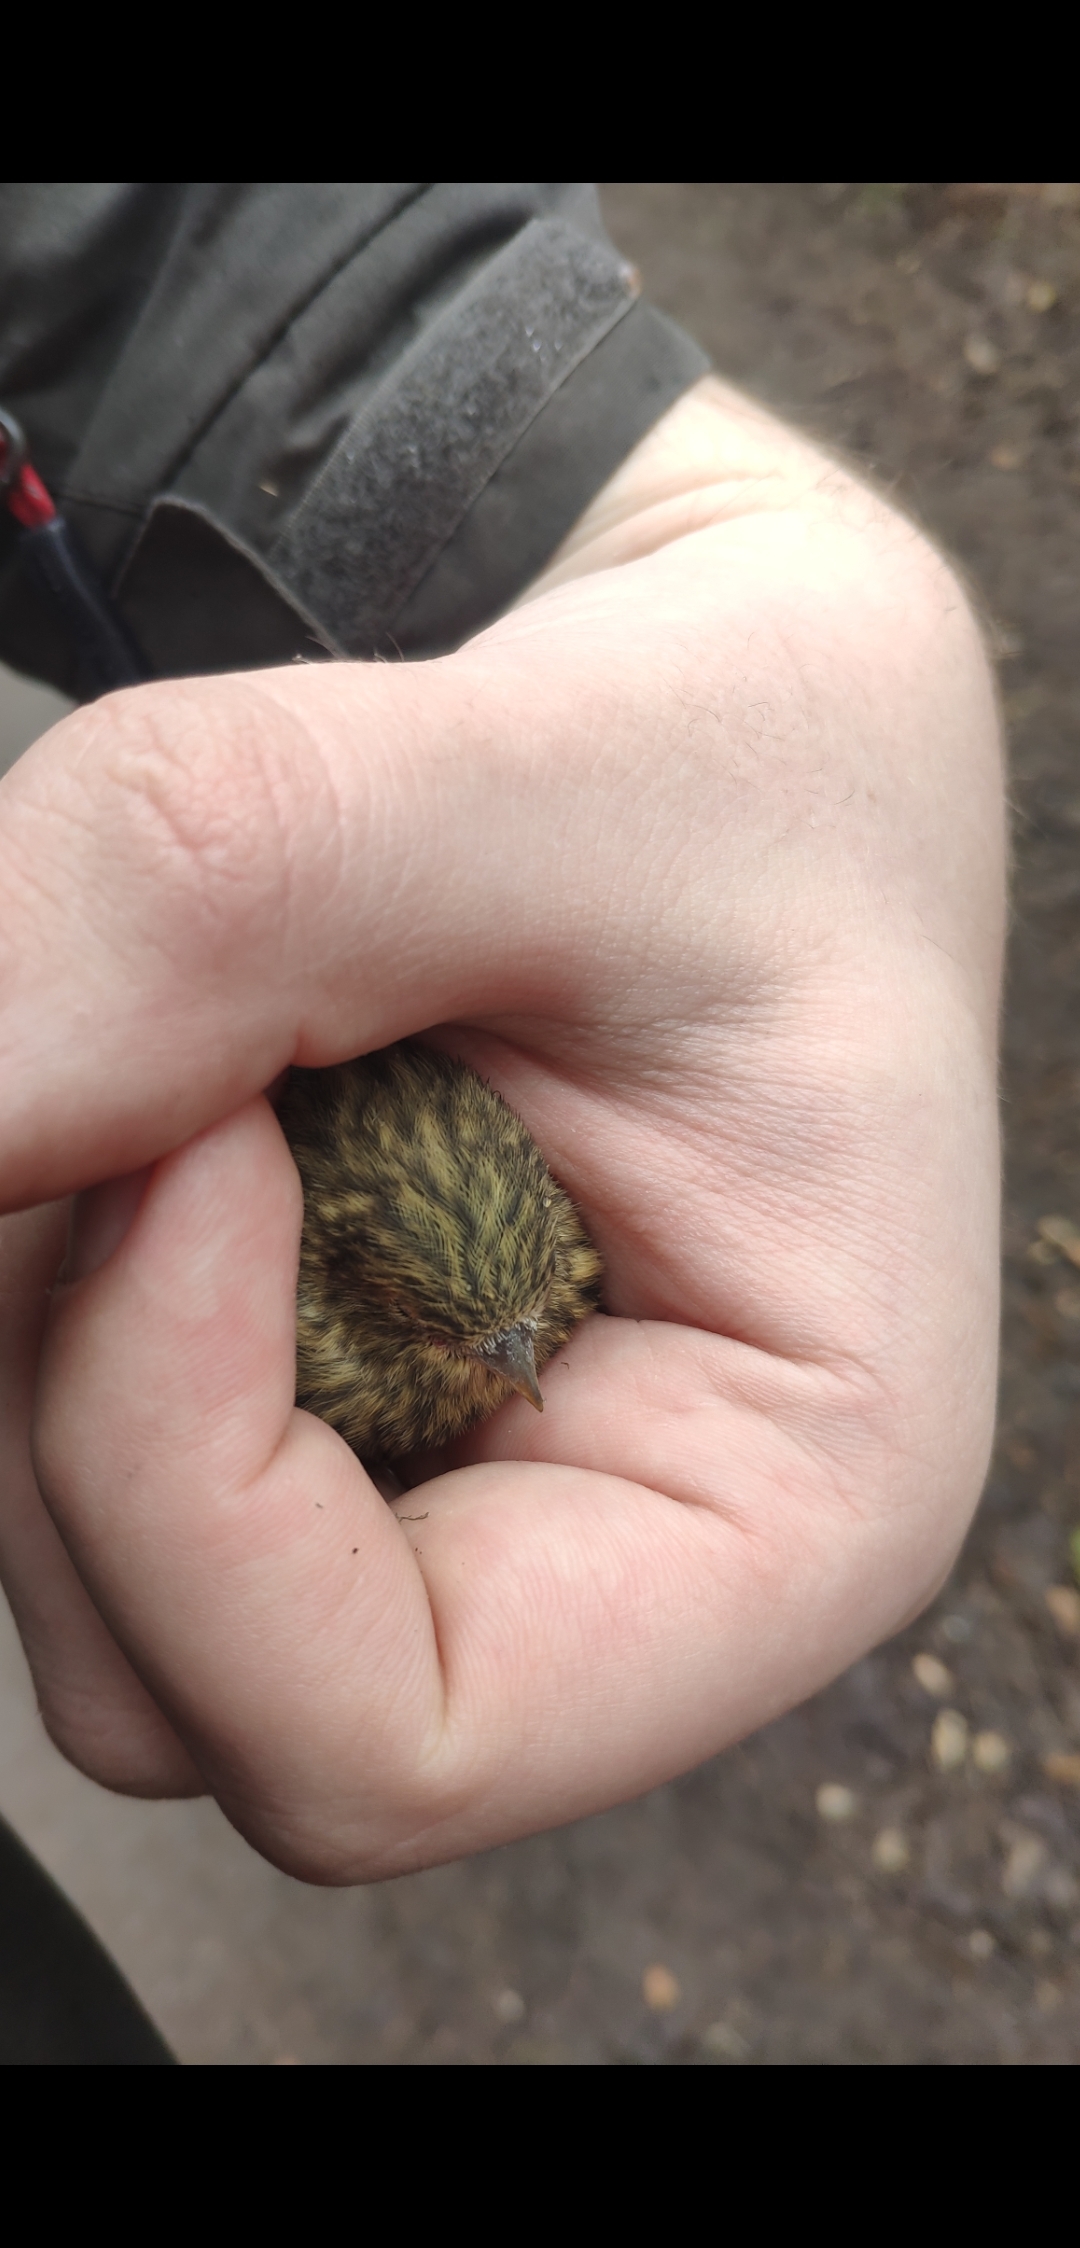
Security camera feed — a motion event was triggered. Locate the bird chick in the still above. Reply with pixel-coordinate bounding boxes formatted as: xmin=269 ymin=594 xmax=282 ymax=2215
xmin=277 ymin=1044 xmax=603 ymax=1462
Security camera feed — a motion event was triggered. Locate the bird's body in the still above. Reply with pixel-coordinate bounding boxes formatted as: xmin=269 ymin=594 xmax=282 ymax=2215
xmin=277 ymin=1044 xmax=602 ymax=1462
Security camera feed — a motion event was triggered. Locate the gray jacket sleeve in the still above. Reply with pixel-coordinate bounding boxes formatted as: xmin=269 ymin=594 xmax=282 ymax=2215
xmin=0 ymin=185 xmax=708 ymax=696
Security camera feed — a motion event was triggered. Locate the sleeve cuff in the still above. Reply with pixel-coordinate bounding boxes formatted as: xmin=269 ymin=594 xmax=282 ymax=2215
xmin=116 ymin=223 xmax=708 ymax=675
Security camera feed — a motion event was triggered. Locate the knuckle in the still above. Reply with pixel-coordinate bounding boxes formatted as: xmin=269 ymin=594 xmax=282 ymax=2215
xmin=1 ymin=675 xmax=322 ymax=997
xmin=98 ymin=681 xmax=295 ymax=926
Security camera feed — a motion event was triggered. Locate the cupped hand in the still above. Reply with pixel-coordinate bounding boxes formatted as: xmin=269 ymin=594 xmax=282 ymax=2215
xmin=0 ymin=383 xmax=1005 ymax=1876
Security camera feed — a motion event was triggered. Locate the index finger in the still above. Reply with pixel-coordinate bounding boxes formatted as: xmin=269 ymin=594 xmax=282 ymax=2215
xmin=0 ymin=653 xmax=558 ymax=1208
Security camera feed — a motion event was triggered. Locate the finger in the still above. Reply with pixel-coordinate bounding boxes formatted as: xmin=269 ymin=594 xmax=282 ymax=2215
xmin=0 ymin=630 xmax=657 ymax=1206
xmin=0 ymin=1200 xmax=203 ymax=1794
xmin=0 ymin=496 xmax=995 ymax=1210
xmin=31 ymin=1095 xmax=958 ymax=1882
xmin=34 ymin=1096 xmax=443 ymax=1869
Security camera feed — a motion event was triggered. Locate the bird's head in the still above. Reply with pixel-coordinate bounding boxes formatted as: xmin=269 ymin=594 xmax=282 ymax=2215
xmin=355 ymin=1122 xmax=561 ymax=1411
xmin=282 ymin=1044 xmax=603 ymax=1458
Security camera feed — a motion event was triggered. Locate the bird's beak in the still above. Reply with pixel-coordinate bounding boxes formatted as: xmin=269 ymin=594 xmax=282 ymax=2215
xmin=474 ymin=1323 xmax=544 ymax=1412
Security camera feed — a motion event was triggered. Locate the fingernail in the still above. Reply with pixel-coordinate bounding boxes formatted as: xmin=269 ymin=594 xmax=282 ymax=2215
xmin=66 ymin=1169 xmax=150 ymax=1282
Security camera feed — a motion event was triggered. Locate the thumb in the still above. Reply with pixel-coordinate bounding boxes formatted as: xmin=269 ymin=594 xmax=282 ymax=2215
xmin=33 ymin=1094 xmax=443 ymax=1858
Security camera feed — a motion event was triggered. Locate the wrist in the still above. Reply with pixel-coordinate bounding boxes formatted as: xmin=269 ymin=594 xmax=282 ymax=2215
xmin=518 ymin=374 xmax=862 ymax=596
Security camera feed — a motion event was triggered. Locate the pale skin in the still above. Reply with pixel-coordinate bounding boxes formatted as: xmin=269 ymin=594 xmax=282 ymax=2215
xmin=0 ymin=375 xmax=1004 ymax=1879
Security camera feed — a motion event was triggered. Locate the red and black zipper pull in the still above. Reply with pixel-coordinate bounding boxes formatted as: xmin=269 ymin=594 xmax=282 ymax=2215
xmin=0 ymin=407 xmax=147 ymax=696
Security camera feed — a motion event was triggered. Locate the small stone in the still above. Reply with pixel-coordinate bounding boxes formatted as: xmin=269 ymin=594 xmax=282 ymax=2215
xmin=913 ymin=1652 xmax=955 ymax=1699
xmin=1041 ymin=1750 xmax=1080 ymax=1788
xmin=972 ymin=1730 xmax=1012 ymax=1774
xmin=1035 ymin=1978 xmax=1063 ymax=2012
xmin=642 ymin=1963 xmax=681 ymax=2012
xmin=816 ymin=1782 xmax=857 ymax=1823
xmin=964 ymin=334 xmax=1002 ymax=376
xmin=1026 ymin=278 xmax=1058 ymax=313
xmin=990 ymin=443 xmax=1025 ymax=471
xmin=969 ymin=1928 xmax=996 ymax=1961
xmin=930 ymin=1708 xmax=969 ymax=1772
xmin=1045 ymin=1584 xmax=1080 ymax=1636
xmin=1037 ymin=1213 xmax=1080 ymax=1251
xmin=493 ymin=1987 xmax=526 ymax=2025
xmin=871 ymin=1826 xmax=910 ymax=1873
xmin=1002 ymin=1829 xmax=1047 ymax=1899
xmin=702 ymin=2018 xmax=750 ymax=2060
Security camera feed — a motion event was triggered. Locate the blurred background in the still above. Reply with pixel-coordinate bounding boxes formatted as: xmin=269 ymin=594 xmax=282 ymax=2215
xmin=2 ymin=183 xmax=1079 ymax=2064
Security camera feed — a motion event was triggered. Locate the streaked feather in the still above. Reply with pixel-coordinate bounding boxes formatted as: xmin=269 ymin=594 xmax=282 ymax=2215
xmin=277 ymin=1044 xmax=602 ymax=1460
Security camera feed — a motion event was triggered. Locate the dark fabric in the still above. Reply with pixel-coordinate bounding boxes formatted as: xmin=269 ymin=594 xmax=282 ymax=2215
xmin=0 ymin=184 xmax=708 ymax=694
xmin=0 ymin=1813 xmax=176 ymax=2064
xmin=269 ymin=216 xmax=641 ymax=653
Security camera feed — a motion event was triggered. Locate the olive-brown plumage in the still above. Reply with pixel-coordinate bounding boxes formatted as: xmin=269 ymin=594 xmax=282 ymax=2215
xmin=277 ymin=1045 xmax=603 ymax=1462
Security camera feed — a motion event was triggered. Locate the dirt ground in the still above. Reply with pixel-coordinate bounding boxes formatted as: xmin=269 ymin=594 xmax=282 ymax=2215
xmin=1 ymin=183 xmax=1079 ymax=2064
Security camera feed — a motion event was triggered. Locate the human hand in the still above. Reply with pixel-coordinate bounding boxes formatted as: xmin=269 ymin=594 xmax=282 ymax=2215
xmin=0 ymin=381 xmax=1005 ymax=1875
